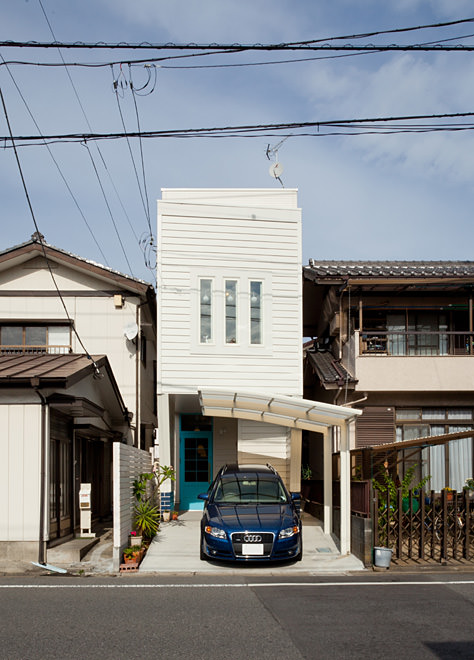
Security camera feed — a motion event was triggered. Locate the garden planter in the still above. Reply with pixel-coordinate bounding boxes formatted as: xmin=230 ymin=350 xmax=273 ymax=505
xmin=162 ymin=511 xmax=171 ymax=522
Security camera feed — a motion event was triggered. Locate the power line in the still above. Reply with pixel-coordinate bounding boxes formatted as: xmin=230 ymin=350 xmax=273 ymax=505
xmin=2 ymin=41 xmax=474 ymax=53
xmin=2 ymin=111 xmax=474 ymax=145
xmin=82 ymin=141 xmax=135 ymax=276
xmin=0 ymin=86 xmax=102 ymax=375
xmin=0 ymin=53 xmax=111 ymax=266
xmin=37 ymin=0 xmax=139 ymax=274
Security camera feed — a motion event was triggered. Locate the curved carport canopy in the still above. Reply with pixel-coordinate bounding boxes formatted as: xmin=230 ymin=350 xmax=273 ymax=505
xmin=198 ymin=388 xmax=362 ymax=555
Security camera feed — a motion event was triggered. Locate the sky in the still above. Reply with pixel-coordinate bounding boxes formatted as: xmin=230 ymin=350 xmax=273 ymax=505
xmin=1 ymin=0 xmax=474 ymax=283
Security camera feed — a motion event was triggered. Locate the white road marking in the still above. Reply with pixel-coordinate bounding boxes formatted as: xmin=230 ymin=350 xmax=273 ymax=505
xmin=0 ymin=580 xmax=474 ymax=589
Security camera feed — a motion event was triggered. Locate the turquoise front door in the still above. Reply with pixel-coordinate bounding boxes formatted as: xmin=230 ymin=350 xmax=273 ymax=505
xmin=179 ymin=428 xmax=213 ymax=510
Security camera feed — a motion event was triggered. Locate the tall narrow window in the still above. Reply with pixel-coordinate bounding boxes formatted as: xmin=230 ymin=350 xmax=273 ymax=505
xmin=200 ymin=279 xmax=213 ymax=343
xmin=225 ymin=280 xmax=238 ymax=344
xmin=250 ymin=280 xmax=262 ymax=345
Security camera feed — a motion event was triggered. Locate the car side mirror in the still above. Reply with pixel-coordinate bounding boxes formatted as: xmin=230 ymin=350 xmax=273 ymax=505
xmin=291 ymin=492 xmax=301 ymax=501
xmin=197 ymin=493 xmax=208 ymax=501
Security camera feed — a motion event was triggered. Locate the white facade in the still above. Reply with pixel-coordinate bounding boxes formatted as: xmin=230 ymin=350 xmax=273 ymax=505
xmin=157 ymin=189 xmax=303 ymax=508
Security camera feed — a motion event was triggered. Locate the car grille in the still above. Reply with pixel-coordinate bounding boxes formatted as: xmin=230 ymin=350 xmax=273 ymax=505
xmin=231 ymin=532 xmax=274 ymax=558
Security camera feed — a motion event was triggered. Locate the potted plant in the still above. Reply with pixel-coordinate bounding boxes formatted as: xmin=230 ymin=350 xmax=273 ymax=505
xmin=123 ymin=546 xmax=141 ymax=564
xmin=134 ymin=500 xmax=160 ymax=538
xmin=442 ymin=486 xmax=454 ymax=502
xmin=171 ymin=511 xmax=179 ymax=521
xmin=162 ymin=510 xmax=171 ymax=522
xmin=129 ymin=530 xmax=142 ymax=547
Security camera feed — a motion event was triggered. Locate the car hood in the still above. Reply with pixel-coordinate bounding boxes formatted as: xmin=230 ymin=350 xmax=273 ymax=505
xmin=207 ymin=503 xmax=294 ymax=532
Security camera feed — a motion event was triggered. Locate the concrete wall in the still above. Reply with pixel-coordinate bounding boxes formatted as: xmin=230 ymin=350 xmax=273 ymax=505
xmin=356 ymin=354 xmax=474 ymax=392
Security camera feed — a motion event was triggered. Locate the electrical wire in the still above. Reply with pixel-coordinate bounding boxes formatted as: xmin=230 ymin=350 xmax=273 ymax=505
xmin=3 ymin=111 xmax=474 ymax=145
xmin=0 ymin=53 xmax=110 ymax=267
xmin=111 ymin=65 xmax=153 ymax=246
xmin=37 ymin=0 xmax=139 ymax=274
xmin=129 ymin=65 xmax=153 ymax=236
xmin=0 ymin=86 xmax=102 ymax=375
xmin=2 ymin=14 xmax=474 ymax=50
xmin=81 ymin=140 xmax=135 ymax=276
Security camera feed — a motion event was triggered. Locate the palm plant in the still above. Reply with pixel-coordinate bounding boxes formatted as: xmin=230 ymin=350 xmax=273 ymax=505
xmin=133 ymin=500 xmax=160 ymax=539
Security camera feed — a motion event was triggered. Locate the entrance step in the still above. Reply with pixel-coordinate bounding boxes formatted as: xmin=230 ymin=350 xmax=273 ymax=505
xmin=47 ymin=537 xmax=99 ymax=564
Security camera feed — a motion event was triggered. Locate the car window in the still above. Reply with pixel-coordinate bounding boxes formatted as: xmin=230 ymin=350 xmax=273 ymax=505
xmin=213 ymin=476 xmax=287 ymax=504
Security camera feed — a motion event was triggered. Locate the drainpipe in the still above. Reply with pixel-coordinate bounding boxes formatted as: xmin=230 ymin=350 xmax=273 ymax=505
xmin=135 ymin=302 xmax=140 ymax=447
xmin=32 ymin=379 xmax=47 ymax=566
xmin=338 ymin=281 xmax=349 ymax=361
xmin=341 ymin=394 xmax=368 ymax=408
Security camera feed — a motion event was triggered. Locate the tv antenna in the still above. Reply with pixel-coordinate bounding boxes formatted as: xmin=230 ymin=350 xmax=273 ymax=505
xmin=266 ymin=136 xmax=288 ymax=188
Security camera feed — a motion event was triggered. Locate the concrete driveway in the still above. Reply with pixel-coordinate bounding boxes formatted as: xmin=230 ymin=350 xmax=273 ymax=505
xmin=139 ymin=511 xmax=365 ymax=575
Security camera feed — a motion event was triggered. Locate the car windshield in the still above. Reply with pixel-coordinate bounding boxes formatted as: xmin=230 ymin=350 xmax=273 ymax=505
xmin=213 ymin=476 xmax=288 ymax=504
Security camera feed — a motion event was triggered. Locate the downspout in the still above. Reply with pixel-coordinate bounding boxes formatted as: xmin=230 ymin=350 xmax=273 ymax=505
xmin=135 ymin=302 xmax=140 ymax=447
xmin=338 ymin=280 xmax=349 ymax=361
xmin=32 ymin=380 xmax=47 ymax=566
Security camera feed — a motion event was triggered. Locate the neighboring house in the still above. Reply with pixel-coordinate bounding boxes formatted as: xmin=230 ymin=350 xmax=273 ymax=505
xmin=156 ymin=189 xmax=359 ymax=554
xmin=0 ymin=235 xmax=157 ymax=561
xmin=303 ymin=261 xmax=474 ymax=490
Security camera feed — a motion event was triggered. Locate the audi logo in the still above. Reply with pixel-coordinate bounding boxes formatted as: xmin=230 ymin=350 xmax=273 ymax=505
xmin=243 ymin=534 xmax=262 ymax=543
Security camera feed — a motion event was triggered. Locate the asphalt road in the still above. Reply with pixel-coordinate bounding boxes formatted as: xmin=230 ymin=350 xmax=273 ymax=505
xmin=1 ymin=574 xmax=474 ymax=659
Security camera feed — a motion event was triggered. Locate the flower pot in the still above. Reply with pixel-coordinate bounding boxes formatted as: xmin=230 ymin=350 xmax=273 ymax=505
xmin=129 ymin=535 xmax=142 ymax=547
xmin=373 ymin=546 xmax=392 ymax=569
xmin=162 ymin=511 xmax=171 ymax=522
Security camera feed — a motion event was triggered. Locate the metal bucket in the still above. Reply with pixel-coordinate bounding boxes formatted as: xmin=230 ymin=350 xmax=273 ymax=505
xmin=373 ymin=546 xmax=392 ymax=568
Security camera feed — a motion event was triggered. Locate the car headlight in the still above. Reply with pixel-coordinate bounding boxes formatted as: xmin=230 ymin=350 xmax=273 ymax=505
xmin=205 ymin=525 xmax=227 ymax=539
xmin=278 ymin=526 xmax=299 ymax=539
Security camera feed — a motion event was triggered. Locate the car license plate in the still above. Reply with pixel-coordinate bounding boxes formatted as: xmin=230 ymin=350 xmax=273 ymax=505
xmin=242 ymin=543 xmax=264 ymax=555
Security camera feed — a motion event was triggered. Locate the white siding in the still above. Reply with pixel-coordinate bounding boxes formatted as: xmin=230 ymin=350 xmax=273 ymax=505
xmin=0 ymin=404 xmax=42 ymax=541
xmin=237 ymin=419 xmax=290 ymax=486
xmin=212 ymin=417 xmax=237 ymax=475
xmin=157 ymin=189 xmax=302 ymax=397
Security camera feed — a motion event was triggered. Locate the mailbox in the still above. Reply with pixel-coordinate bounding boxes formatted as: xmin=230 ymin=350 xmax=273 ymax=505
xmin=79 ymin=483 xmax=95 ymax=538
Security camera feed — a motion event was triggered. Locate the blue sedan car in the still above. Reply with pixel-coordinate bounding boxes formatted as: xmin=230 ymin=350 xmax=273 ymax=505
xmin=199 ymin=464 xmax=302 ymax=562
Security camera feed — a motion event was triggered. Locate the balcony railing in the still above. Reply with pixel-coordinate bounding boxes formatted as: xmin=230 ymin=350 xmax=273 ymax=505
xmin=0 ymin=345 xmax=71 ymax=355
xmin=360 ymin=331 xmax=474 ymax=357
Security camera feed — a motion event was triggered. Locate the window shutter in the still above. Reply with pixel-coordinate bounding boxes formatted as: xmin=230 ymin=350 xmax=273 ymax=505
xmin=356 ymin=406 xmax=394 ymax=448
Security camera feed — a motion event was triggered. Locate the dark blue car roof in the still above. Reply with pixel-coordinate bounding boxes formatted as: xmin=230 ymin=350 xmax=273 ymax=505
xmin=220 ymin=464 xmax=278 ymax=478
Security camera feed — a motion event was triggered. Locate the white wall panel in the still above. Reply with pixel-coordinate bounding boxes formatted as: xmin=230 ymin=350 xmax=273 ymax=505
xmin=157 ymin=189 xmax=302 ymax=398
xmin=0 ymin=404 xmax=41 ymax=541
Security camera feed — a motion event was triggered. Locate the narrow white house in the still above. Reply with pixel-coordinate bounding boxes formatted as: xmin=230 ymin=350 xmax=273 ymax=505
xmin=156 ymin=189 xmax=360 ymax=554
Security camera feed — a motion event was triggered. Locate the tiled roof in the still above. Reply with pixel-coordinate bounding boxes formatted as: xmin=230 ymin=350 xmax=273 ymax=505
xmin=304 ymin=261 xmax=474 ymax=279
xmin=0 ymin=353 xmax=104 ymax=385
xmin=306 ymin=350 xmax=357 ymax=387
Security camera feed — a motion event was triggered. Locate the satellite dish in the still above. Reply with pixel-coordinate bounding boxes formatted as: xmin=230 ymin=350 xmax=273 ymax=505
xmin=123 ymin=322 xmax=138 ymax=341
xmin=269 ymin=162 xmax=284 ymax=179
